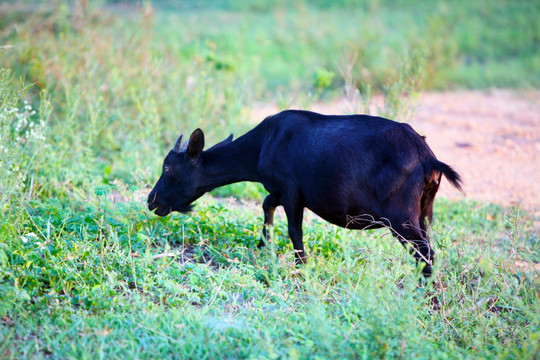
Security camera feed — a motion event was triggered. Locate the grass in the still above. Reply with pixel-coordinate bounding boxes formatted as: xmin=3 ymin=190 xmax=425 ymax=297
xmin=146 ymin=0 xmax=540 ymax=91
xmin=0 ymin=1 xmax=539 ymax=358
xmin=1 ymin=193 xmax=538 ymax=358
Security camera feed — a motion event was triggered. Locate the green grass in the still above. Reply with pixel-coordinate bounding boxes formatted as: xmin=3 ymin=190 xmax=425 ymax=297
xmin=1 ymin=192 xmax=538 ymax=358
xmin=0 ymin=1 xmax=539 ymax=358
xmin=145 ymin=0 xmax=540 ymax=91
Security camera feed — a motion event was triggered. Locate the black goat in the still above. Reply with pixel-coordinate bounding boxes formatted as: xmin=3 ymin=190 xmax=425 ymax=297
xmin=148 ymin=110 xmax=462 ymax=276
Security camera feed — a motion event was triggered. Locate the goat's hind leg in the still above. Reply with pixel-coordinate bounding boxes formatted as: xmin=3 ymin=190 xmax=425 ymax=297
xmin=389 ymin=218 xmax=435 ymax=278
xmin=258 ymin=194 xmax=280 ymax=248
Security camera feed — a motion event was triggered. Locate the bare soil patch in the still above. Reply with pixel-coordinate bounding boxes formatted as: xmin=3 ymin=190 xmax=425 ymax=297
xmin=251 ymin=90 xmax=540 ymax=213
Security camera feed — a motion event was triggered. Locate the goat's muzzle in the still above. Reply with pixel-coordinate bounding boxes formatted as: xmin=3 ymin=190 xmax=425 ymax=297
xmin=148 ymin=201 xmax=172 ymax=217
xmin=147 ymin=191 xmax=170 ymax=216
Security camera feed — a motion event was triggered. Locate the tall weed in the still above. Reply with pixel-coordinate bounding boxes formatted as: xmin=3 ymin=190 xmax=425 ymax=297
xmin=0 ymin=70 xmax=50 ymax=206
xmin=2 ymin=2 xmax=255 ymax=196
xmin=340 ymin=48 xmax=424 ymax=122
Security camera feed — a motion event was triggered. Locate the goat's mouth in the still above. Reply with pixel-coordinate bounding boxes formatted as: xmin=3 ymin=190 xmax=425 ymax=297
xmin=148 ymin=202 xmax=172 ymax=217
xmin=148 ymin=202 xmax=193 ymax=216
xmin=153 ymin=206 xmax=172 ymax=217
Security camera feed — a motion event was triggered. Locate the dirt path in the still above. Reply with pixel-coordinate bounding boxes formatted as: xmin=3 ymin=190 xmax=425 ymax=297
xmin=251 ymin=90 xmax=540 ymax=212
xmin=408 ymin=90 xmax=539 ymax=210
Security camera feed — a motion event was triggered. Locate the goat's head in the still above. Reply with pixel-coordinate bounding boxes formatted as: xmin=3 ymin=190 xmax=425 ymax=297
xmin=147 ymin=129 xmax=233 ymax=216
xmin=147 ymin=129 xmax=206 ymax=216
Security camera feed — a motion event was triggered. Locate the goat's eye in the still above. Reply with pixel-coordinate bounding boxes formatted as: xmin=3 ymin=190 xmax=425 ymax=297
xmin=164 ymin=165 xmax=170 ymax=172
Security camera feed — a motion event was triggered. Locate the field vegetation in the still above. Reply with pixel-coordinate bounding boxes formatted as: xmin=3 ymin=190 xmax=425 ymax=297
xmin=0 ymin=0 xmax=538 ymax=358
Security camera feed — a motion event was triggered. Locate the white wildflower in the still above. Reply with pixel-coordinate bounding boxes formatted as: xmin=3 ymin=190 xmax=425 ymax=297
xmin=21 ymin=232 xmax=38 ymax=243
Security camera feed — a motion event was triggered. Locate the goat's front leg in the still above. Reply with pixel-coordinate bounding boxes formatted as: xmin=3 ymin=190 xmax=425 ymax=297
xmin=258 ymin=194 xmax=279 ymax=248
xmin=283 ymin=201 xmax=306 ymax=265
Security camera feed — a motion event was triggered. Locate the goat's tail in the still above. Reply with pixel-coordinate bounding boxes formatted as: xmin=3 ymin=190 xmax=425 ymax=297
xmin=426 ymin=159 xmax=463 ymax=192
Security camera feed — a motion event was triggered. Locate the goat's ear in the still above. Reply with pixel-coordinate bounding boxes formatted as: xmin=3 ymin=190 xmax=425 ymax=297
xmin=187 ymin=128 xmax=204 ymax=161
xmin=207 ymin=133 xmax=233 ymax=151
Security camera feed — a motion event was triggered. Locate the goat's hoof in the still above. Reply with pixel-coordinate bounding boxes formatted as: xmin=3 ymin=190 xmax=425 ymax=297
xmin=422 ymin=264 xmax=433 ymax=278
xmin=294 ymin=255 xmax=307 ymax=266
xmin=430 ymin=294 xmax=442 ymax=311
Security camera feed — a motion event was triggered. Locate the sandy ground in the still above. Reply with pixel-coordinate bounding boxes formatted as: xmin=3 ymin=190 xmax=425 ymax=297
xmin=251 ymin=90 xmax=540 ymax=214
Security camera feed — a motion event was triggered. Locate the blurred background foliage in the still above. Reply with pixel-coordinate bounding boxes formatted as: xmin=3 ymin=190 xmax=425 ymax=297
xmin=1 ymin=0 xmax=538 ymax=200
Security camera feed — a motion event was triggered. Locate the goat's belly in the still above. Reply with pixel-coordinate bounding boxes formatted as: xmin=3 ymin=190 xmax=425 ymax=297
xmin=309 ymin=207 xmax=386 ymax=230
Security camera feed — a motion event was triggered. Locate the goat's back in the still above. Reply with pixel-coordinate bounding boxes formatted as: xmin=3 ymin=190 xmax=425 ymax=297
xmin=257 ymin=109 xmax=434 ymax=177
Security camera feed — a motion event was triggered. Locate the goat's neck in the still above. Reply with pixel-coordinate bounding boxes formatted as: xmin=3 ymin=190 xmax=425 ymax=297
xmin=198 ymin=135 xmax=262 ymax=192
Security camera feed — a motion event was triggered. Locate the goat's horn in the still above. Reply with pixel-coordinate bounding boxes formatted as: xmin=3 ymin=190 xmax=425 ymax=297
xmin=172 ymin=134 xmax=183 ymax=153
xmin=180 ymin=137 xmax=189 ymax=152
